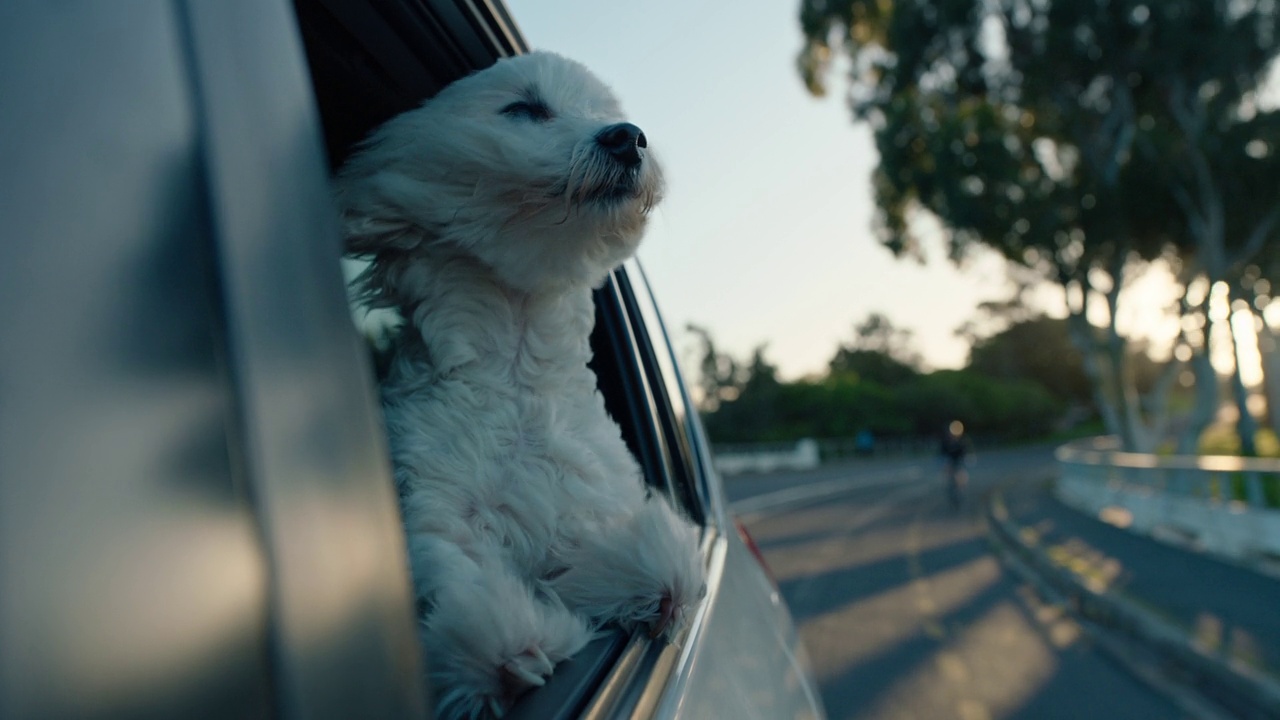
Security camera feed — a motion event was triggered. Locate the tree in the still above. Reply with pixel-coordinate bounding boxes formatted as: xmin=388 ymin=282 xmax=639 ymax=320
xmin=897 ymin=370 xmax=1061 ymax=440
xmin=1250 ymin=222 xmax=1280 ymax=440
xmin=1186 ymin=112 xmax=1280 ymax=455
xmin=700 ymin=344 xmax=785 ymax=443
xmin=828 ymin=312 xmax=923 ymax=385
xmin=798 ymin=0 xmax=1280 ymax=452
xmin=685 ymin=323 xmax=742 ymax=412
xmin=967 ymin=315 xmax=1092 ymax=406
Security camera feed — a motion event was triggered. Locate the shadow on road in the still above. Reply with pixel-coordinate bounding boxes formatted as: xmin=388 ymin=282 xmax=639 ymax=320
xmin=742 ymin=456 xmax=1183 ymax=720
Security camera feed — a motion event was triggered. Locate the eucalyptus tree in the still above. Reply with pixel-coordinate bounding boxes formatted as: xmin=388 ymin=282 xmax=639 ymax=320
xmin=1127 ymin=5 xmax=1280 ymax=453
xmin=1227 ymin=110 xmax=1280 ymax=442
xmin=798 ymin=0 xmax=1280 ymax=452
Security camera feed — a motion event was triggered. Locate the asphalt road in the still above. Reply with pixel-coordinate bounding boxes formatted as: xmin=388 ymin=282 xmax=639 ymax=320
xmin=727 ymin=446 xmax=1189 ymax=720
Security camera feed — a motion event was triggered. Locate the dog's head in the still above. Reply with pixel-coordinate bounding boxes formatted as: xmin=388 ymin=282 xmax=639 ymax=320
xmin=338 ymin=51 xmax=664 ymax=300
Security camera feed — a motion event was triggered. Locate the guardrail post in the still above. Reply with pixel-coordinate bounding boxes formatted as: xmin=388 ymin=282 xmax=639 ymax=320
xmin=1245 ymin=471 xmax=1265 ymax=507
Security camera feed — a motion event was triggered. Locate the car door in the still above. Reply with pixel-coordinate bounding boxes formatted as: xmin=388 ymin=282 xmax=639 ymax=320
xmin=1 ymin=3 xmax=425 ymax=718
xmin=1 ymin=2 xmax=824 ymax=719
xmin=597 ymin=262 xmax=825 ymax=720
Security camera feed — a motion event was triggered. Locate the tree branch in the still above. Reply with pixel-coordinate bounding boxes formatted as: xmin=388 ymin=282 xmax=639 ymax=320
xmin=1228 ymin=205 xmax=1280 ymax=271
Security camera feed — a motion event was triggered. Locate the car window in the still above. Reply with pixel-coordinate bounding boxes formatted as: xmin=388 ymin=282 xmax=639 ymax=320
xmin=292 ymin=5 xmax=705 ymax=718
xmin=341 ymin=269 xmax=692 ymax=719
xmin=591 ymin=276 xmax=686 ymax=498
xmin=615 ymin=263 xmax=709 ymax=524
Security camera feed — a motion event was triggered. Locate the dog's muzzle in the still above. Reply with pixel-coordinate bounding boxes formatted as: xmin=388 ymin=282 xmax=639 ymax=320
xmin=595 ymin=123 xmax=646 ymax=168
xmin=561 ymin=122 xmax=656 ymax=209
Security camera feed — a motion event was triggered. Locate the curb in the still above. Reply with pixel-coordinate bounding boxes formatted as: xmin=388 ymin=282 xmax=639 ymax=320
xmin=986 ymin=491 xmax=1280 ymax=720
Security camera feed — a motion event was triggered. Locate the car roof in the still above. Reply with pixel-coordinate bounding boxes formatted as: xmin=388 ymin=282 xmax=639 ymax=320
xmin=292 ymin=0 xmax=529 ymax=169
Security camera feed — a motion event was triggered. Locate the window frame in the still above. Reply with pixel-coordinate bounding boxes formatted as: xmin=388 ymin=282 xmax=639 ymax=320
xmin=589 ymin=277 xmax=678 ymax=497
xmin=290 ymin=2 xmax=726 ymax=716
xmin=613 ymin=261 xmax=716 ymax=525
xmin=506 ymin=268 xmax=716 ymax=719
xmin=185 ymin=3 xmax=430 ymax=718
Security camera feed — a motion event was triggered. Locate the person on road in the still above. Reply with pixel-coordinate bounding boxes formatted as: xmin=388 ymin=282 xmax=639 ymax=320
xmin=939 ymin=420 xmax=971 ymax=507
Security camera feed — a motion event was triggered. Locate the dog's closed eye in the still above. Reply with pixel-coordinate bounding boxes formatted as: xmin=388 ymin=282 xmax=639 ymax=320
xmin=501 ymin=99 xmax=553 ymax=122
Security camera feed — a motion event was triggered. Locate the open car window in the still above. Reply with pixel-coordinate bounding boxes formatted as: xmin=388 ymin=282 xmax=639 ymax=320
xmin=615 ymin=262 xmax=713 ymax=524
xmin=508 ymin=271 xmax=715 ymax=720
xmin=590 ymin=274 xmax=684 ymax=505
xmin=294 ymin=0 xmax=713 ymax=524
xmin=292 ymin=0 xmax=527 ymax=169
xmin=293 ymin=2 xmax=717 ymax=717
xmin=344 ymin=269 xmax=707 ymax=718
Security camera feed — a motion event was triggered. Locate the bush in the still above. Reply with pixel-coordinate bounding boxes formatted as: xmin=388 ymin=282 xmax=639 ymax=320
xmin=701 ymin=368 xmax=1061 ymax=445
xmin=896 ymin=370 xmax=1062 ymax=440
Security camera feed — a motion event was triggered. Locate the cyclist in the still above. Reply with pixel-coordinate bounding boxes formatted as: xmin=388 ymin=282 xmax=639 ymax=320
xmin=939 ymin=421 xmax=971 ymax=508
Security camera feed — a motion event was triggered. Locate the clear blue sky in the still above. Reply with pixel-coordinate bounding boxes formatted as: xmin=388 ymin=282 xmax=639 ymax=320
xmin=506 ymin=0 xmax=1015 ymax=379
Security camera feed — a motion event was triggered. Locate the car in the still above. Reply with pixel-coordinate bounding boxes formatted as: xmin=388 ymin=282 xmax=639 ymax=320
xmin=0 ymin=2 xmax=826 ymax=719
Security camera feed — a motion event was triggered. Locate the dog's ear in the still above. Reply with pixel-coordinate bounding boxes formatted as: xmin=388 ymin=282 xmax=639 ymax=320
xmin=342 ymin=212 xmax=426 ymax=256
xmin=341 ymin=210 xmax=442 ymax=312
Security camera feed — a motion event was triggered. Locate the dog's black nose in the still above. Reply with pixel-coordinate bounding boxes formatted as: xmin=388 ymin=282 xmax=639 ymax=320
xmin=596 ymin=123 xmax=646 ymax=167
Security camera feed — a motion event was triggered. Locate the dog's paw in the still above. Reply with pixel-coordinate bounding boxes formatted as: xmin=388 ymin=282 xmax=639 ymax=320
xmin=426 ymin=564 xmax=592 ymax=720
xmin=498 ymin=646 xmax=554 ymax=703
xmin=551 ymin=496 xmax=707 ymax=641
xmin=645 ymin=590 xmax=680 ymax=640
xmin=632 ymin=579 xmax=709 ymax=642
xmin=457 ymin=646 xmax=556 ymax=719
xmin=438 ymin=639 xmax=577 ymax=720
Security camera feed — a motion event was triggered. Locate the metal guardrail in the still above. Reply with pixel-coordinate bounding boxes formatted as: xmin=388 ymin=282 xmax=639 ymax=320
xmin=1056 ymin=437 xmax=1280 ymax=509
xmin=1055 ymin=436 xmax=1280 ymax=567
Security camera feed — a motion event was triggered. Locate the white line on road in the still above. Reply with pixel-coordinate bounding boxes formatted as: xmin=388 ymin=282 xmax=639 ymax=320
xmin=730 ymin=466 xmax=926 ymax=518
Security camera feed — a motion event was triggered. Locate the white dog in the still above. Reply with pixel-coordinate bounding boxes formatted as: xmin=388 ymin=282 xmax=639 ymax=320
xmin=335 ymin=52 xmax=706 ymax=720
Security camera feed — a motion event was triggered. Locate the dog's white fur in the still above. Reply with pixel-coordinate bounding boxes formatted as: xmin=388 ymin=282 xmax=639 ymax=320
xmin=335 ymin=52 xmax=706 ymax=720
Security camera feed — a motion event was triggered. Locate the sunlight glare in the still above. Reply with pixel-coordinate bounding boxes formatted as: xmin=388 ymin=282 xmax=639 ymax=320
xmin=1114 ymin=261 xmax=1182 ymax=359
xmin=1097 ymin=506 xmax=1133 ymax=529
xmin=1230 ymin=305 xmax=1265 ymax=386
xmin=1265 ymin=299 xmax=1280 ymax=328
xmin=1210 ymin=282 xmax=1231 ymax=323
xmin=860 ymin=602 xmax=1057 ymax=720
xmin=803 ymin=555 xmax=1001 ymax=685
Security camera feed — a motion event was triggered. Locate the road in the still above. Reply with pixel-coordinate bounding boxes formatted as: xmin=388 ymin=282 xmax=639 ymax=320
xmin=727 ymin=446 xmax=1188 ymax=720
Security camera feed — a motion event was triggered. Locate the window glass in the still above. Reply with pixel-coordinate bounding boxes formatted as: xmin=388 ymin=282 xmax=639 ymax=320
xmin=589 ymin=281 xmax=674 ymax=493
xmin=617 ymin=262 xmax=709 ymax=522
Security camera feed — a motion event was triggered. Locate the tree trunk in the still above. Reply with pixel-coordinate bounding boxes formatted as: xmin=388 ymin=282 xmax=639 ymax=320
xmin=1064 ymin=282 xmax=1125 ymax=441
xmin=1176 ymin=293 xmax=1220 ymax=455
xmin=1177 ymin=349 xmax=1220 ymax=455
xmin=1258 ymin=319 xmax=1280 ymax=438
xmin=1227 ymin=284 xmax=1259 ymax=456
xmin=1102 ymin=251 xmax=1165 ymax=452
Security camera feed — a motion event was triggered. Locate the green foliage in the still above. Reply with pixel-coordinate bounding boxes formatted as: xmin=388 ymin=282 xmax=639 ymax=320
xmin=896 ymin=370 xmax=1062 ymax=439
xmin=796 ymin=0 xmax=1280 ymax=454
xmin=1197 ymin=424 xmax=1280 ymax=458
xmin=967 ymin=316 xmax=1091 ymax=404
xmin=828 ymin=348 xmax=920 ymax=386
xmin=797 ymin=0 xmax=1280 ymax=288
xmin=704 ymin=363 xmax=1061 ymax=445
xmin=700 ymin=342 xmax=1063 ymax=445
xmin=828 ymin=313 xmax=923 ymax=385
xmin=702 ymin=369 xmax=910 ymax=444
xmin=696 ymin=307 xmax=1075 ymax=446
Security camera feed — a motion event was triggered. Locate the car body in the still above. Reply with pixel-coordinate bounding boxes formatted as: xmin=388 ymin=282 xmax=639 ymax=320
xmin=0 ymin=2 xmax=825 ymax=719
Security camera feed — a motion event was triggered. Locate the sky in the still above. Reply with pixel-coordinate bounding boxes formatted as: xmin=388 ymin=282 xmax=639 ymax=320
xmin=505 ymin=0 xmax=1018 ymax=380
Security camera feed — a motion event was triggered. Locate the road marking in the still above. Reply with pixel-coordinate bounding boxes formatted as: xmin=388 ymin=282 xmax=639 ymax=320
xmin=730 ymin=466 xmax=926 ymax=518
